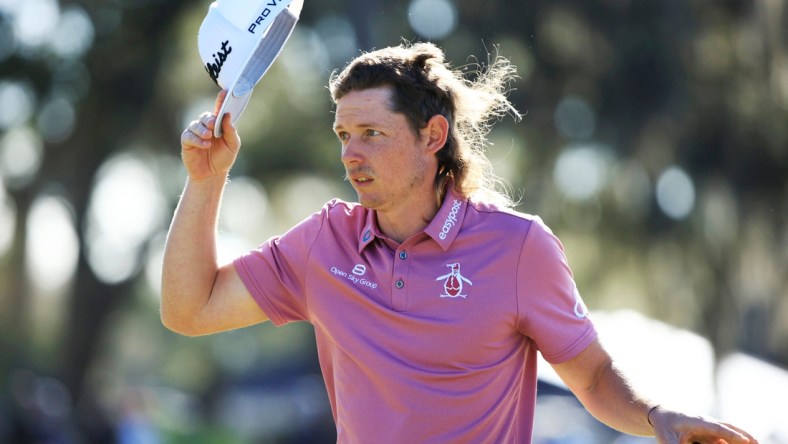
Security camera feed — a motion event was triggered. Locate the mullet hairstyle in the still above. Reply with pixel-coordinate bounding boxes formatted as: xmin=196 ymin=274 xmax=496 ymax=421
xmin=328 ymin=41 xmax=521 ymax=208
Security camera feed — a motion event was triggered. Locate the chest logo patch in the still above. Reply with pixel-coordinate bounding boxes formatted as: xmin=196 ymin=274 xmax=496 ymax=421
xmin=436 ymin=263 xmax=473 ymax=298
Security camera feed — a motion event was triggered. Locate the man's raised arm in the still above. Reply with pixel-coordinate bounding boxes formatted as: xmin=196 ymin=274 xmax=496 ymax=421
xmin=160 ymin=92 xmax=268 ymax=336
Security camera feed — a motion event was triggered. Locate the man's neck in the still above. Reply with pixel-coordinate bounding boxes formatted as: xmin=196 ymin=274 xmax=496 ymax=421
xmin=375 ymin=197 xmax=440 ymax=244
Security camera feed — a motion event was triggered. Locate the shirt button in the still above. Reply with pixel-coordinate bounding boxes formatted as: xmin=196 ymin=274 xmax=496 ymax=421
xmin=399 ymin=251 xmax=408 ymax=260
xmin=395 ymin=279 xmax=405 ymax=289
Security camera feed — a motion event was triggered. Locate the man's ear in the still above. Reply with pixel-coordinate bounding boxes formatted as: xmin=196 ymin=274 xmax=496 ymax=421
xmin=422 ymin=114 xmax=449 ymax=155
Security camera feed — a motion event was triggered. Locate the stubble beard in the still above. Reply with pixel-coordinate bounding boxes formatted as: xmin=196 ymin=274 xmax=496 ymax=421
xmin=346 ymin=160 xmax=428 ymax=211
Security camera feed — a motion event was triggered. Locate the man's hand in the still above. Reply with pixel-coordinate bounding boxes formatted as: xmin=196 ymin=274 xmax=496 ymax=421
xmin=181 ymin=90 xmax=242 ymax=181
xmin=651 ymin=406 xmax=758 ymax=444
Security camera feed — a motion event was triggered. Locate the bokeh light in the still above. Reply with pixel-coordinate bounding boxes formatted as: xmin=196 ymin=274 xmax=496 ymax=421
xmin=314 ymin=15 xmax=358 ymax=67
xmin=700 ymin=182 xmax=738 ymax=249
xmin=0 ymin=126 xmax=43 ymax=189
xmin=656 ymin=166 xmax=695 ymax=220
xmin=611 ymin=160 xmax=652 ymax=222
xmin=10 ymin=370 xmax=73 ymax=425
xmin=273 ymin=174 xmax=346 ymax=230
xmin=554 ymin=95 xmax=596 ymax=140
xmin=0 ymin=80 xmax=35 ymax=130
xmin=36 ymin=95 xmax=76 ymax=143
xmin=280 ymin=29 xmax=330 ymax=111
xmin=221 ymin=176 xmax=272 ymax=243
xmin=48 ymin=5 xmax=94 ymax=59
xmin=86 ymin=153 xmax=166 ymax=284
xmin=11 ymin=0 xmax=59 ymax=49
xmin=407 ymin=0 xmax=457 ymax=40
xmin=0 ymin=0 xmax=21 ymax=12
xmin=25 ymin=193 xmax=79 ymax=293
xmin=553 ymin=144 xmax=612 ymax=202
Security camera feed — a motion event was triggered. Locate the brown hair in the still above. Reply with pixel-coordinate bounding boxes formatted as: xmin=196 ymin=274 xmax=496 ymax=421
xmin=329 ymin=42 xmax=521 ymax=207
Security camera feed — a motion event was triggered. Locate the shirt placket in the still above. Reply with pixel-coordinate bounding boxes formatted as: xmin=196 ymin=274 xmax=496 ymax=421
xmin=390 ymin=243 xmax=413 ymax=312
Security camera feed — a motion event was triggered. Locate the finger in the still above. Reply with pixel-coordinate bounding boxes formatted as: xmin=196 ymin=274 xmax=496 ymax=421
xmin=685 ymin=422 xmax=753 ymax=444
xmin=203 ymin=114 xmax=217 ymax=132
xmin=220 ymin=112 xmax=233 ymax=136
xmin=196 ymin=112 xmax=217 ymax=131
xmin=714 ymin=423 xmax=754 ymax=444
xmin=721 ymin=422 xmax=758 ymax=444
xmin=186 ymin=118 xmax=213 ymax=141
xmin=219 ymin=113 xmax=240 ymax=150
xmin=213 ymin=90 xmax=228 ymax=116
xmin=182 ymin=110 xmax=219 ymax=150
xmin=181 ymin=131 xmax=210 ymax=150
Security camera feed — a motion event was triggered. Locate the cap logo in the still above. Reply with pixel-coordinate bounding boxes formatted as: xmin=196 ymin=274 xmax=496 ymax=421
xmin=197 ymin=0 xmax=302 ymax=137
xmin=248 ymin=0 xmax=286 ymax=34
xmin=205 ymin=40 xmax=233 ymax=84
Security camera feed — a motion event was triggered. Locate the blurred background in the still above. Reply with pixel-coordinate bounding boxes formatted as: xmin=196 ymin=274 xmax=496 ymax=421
xmin=0 ymin=0 xmax=786 ymax=442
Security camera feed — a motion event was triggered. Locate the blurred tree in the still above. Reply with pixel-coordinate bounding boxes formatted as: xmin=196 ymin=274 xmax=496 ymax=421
xmin=448 ymin=0 xmax=786 ymax=364
xmin=0 ymin=0 xmax=191 ymax=438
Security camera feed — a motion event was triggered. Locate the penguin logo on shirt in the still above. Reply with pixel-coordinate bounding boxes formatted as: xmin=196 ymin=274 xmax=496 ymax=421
xmin=436 ymin=263 xmax=472 ymax=298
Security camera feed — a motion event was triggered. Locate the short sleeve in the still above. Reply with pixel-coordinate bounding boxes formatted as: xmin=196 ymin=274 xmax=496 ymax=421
xmin=516 ymin=218 xmax=597 ymax=363
xmin=233 ymin=206 xmax=327 ymax=326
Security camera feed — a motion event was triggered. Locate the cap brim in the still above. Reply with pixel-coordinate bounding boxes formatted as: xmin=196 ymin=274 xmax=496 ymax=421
xmin=214 ymin=4 xmax=301 ymax=137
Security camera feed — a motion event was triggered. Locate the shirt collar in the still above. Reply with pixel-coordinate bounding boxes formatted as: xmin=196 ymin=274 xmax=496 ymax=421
xmin=357 ymin=187 xmax=468 ymax=253
xmin=424 ymin=187 xmax=467 ymax=251
xmin=358 ymin=210 xmax=380 ymax=253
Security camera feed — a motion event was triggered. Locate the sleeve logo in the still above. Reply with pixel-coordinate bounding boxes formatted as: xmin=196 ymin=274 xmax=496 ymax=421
xmin=573 ymin=284 xmax=588 ymax=318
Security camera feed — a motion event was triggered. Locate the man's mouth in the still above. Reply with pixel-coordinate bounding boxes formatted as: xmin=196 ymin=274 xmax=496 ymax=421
xmin=346 ymin=169 xmax=374 ymax=185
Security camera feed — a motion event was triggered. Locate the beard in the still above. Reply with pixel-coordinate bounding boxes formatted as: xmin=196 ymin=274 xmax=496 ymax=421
xmin=344 ymin=159 xmax=429 ymax=211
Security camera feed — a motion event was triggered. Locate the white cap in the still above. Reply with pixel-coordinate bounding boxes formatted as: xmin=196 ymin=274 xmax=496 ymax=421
xmin=198 ymin=0 xmax=303 ymax=136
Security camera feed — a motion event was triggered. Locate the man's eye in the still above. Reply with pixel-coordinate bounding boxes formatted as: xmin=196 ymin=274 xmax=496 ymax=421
xmin=337 ymin=132 xmax=349 ymax=142
xmin=366 ymin=129 xmax=380 ymax=137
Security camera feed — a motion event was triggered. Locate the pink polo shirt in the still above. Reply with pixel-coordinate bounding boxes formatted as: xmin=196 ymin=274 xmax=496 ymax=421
xmin=234 ymin=188 xmax=597 ymax=443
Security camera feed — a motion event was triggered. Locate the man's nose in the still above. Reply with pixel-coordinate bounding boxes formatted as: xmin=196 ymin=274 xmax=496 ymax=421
xmin=340 ymin=138 xmax=363 ymax=165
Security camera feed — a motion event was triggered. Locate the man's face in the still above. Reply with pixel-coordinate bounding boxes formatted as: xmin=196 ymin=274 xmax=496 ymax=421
xmin=333 ymin=86 xmax=437 ymax=215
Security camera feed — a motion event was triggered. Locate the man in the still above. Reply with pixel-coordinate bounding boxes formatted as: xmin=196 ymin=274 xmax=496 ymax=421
xmin=162 ymin=42 xmax=757 ymax=443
